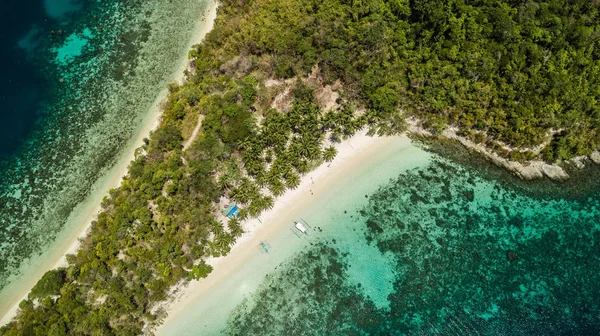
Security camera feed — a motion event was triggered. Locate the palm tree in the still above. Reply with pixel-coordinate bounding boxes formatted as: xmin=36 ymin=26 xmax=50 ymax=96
xmin=217 ymin=173 xmax=232 ymax=191
xmin=248 ymin=199 xmax=263 ymax=217
xmin=237 ymin=208 xmax=249 ymax=221
xmin=285 ymin=171 xmax=301 ymax=189
xmin=227 ymin=218 xmax=244 ymax=238
xmin=329 ymin=130 xmax=342 ymax=143
xmin=323 ymin=146 xmax=337 ymax=162
xmin=229 ymin=186 xmax=248 ymax=204
xmin=244 ymin=156 xmax=266 ymax=178
xmin=296 ymin=136 xmax=314 ymax=159
xmin=238 ymin=136 xmax=253 ymax=151
xmin=254 ymin=170 xmax=269 ymax=188
xmin=207 ymin=240 xmax=220 ymax=258
xmin=215 ymin=233 xmax=234 ymax=249
xmin=209 ymin=220 xmax=224 ymax=236
xmin=268 ymin=177 xmax=286 ymax=197
xmin=272 ymin=156 xmax=293 ymax=177
xmin=295 ymin=159 xmax=310 ymax=174
xmin=306 ymin=140 xmax=323 ymax=161
xmin=243 ymin=146 xmax=266 ymax=177
xmin=265 ymin=148 xmax=274 ymax=163
xmin=261 ymin=195 xmax=274 ymax=210
xmin=230 ymin=178 xmax=259 ymax=205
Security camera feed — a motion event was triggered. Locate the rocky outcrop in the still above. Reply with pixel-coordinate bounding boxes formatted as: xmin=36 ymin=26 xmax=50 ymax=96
xmin=540 ymin=163 xmax=570 ymax=181
xmin=568 ymin=156 xmax=587 ymax=169
xmin=271 ymin=86 xmax=294 ymax=112
xmin=512 ymin=163 xmax=544 ymax=180
xmin=407 ymin=121 xmax=571 ymax=181
xmin=591 ymin=151 xmax=600 ymax=165
xmin=266 ymin=66 xmax=342 ymax=113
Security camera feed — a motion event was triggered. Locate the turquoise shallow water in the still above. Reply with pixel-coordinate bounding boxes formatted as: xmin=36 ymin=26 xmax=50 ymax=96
xmin=157 ymin=136 xmax=430 ymax=335
xmin=218 ymin=146 xmax=600 ymax=335
xmin=0 ymin=0 xmax=212 ymax=309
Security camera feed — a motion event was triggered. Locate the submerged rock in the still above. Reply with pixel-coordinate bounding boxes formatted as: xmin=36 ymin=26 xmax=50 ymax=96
xmin=506 ymin=250 xmax=518 ymax=262
xmin=464 ymin=190 xmax=475 ymax=202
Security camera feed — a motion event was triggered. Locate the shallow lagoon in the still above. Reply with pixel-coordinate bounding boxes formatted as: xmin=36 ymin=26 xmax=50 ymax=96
xmin=163 ymin=138 xmax=600 ymax=335
xmin=158 ymin=136 xmax=430 ymax=335
xmin=225 ymin=152 xmax=600 ymax=335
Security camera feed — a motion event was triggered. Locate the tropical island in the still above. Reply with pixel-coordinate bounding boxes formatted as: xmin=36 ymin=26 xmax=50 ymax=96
xmin=2 ymin=0 xmax=600 ymax=334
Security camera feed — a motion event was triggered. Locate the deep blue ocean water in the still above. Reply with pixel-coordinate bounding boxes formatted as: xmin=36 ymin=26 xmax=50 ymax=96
xmin=0 ymin=0 xmax=80 ymax=159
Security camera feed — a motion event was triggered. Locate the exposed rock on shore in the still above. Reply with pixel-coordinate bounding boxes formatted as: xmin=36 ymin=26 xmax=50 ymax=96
xmin=591 ymin=151 xmax=600 ymax=165
xmin=407 ymin=121 xmax=572 ymax=181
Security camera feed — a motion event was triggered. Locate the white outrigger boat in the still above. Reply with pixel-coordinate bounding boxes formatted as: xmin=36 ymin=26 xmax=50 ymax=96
xmin=292 ymin=218 xmax=311 ymax=236
xmin=294 ymin=221 xmax=308 ymax=234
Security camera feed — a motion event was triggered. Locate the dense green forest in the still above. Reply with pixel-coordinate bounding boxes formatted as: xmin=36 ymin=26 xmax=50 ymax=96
xmin=212 ymin=0 xmax=600 ymax=161
xmin=2 ymin=0 xmax=600 ymax=334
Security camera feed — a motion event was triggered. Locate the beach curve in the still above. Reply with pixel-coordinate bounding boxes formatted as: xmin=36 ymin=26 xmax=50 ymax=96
xmin=155 ymin=130 xmax=425 ymax=335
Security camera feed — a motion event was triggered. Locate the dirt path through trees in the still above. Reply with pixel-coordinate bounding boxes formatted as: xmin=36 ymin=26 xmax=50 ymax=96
xmin=183 ymin=114 xmax=205 ymax=151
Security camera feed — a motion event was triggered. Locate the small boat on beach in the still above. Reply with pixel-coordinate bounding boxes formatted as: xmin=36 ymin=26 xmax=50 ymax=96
xmin=259 ymin=241 xmax=269 ymax=253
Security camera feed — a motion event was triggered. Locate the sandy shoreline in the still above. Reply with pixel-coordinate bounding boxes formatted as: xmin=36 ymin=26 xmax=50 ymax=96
xmin=49 ymin=2 xmax=218 ymax=273
xmin=155 ymin=130 xmax=404 ymax=334
xmin=0 ymin=1 xmax=218 ymax=326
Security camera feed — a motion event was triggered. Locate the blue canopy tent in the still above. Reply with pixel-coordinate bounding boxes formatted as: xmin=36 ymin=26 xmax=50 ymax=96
xmin=222 ymin=203 xmax=240 ymax=218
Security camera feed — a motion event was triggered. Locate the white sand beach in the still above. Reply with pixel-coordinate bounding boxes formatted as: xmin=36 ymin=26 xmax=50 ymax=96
xmin=0 ymin=1 xmax=218 ymax=326
xmin=155 ymin=131 xmax=431 ymax=335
